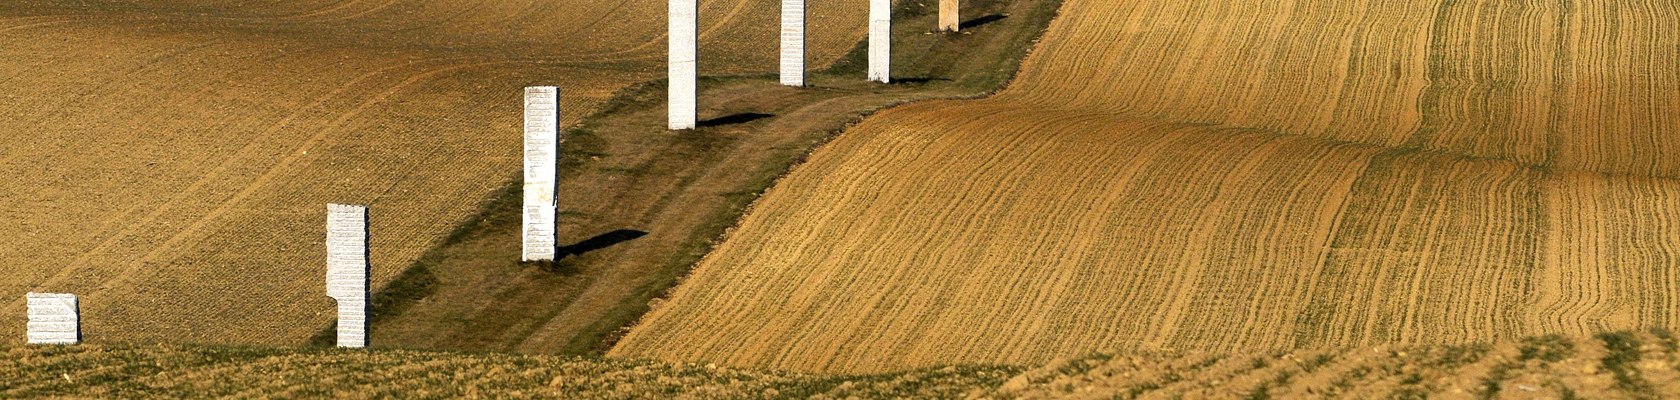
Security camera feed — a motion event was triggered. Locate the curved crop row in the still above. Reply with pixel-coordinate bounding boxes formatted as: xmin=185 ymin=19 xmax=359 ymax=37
xmin=613 ymin=0 xmax=1680 ymax=373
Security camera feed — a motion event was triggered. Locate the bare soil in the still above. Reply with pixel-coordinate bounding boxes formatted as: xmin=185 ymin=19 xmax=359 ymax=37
xmin=0 ymin=0 xmax=868 ymax=346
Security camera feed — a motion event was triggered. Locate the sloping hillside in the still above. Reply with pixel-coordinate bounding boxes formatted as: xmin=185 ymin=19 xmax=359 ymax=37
xmin=0 ymin=0 xmax=867 ymax=345
xmin=612 ymin=0 xmax=1680 ymax=373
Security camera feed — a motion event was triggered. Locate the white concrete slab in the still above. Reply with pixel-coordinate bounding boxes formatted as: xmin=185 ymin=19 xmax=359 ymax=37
xmin=669 ymin=0 xmax=698 ymax=129
xmin=26 ymin=293 xmax=78 ymax=345
xmin=869 ymin=0 xmax=891 ymax=83
xmin=523 ymin=86 xmax=560 ymax=262
xmin=781 ymin=0 xmax=806 ymax=87
xmin=326 ymin=203 xmax=368 ymax=348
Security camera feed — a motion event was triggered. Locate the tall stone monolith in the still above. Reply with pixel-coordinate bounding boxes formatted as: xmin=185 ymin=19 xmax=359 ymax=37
xmin=940 ymin=0 xmax=959 ymax=31
xmin=523 ymin=86 xmax=560 ymax=262
xmin=669 ymin=0 xmax=698 ymax=129
xmin=781 ymin=0 xmax=806 ymax=86
xmin=869 ymin=0 xmax=891 ymax=83
xmin=326 ymin=203 xmax=368 ymax=348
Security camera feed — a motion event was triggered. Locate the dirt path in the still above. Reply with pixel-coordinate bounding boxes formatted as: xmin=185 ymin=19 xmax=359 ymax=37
xmin=359 ymin=0 xmax=1068 ymax=355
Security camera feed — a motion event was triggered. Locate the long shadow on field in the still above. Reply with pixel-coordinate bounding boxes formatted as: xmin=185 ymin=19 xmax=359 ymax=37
xmin=698 ymin=113 xmax=774 ymax=127
xmin=959 ymin=14 xmax=1008 ymax=30
xmin=560 ymin=229 xmax=649 ymax=259
xmin=891 ymin=77 xmax=954 ymax=85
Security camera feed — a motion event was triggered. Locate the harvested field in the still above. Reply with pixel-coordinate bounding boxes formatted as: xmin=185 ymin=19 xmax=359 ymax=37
xmin=0 ymin=1 xmax=869 ymax=346
xmin=612 ymin=0 xmax=1680 ymax=373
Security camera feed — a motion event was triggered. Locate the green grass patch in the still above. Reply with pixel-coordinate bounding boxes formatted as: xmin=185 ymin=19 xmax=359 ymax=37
xmin=1597 ymin=331 xmax=1656 ymax=399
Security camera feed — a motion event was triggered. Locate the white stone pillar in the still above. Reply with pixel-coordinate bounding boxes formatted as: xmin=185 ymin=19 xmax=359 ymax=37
xmin=326 ymin=203 xmax=368 ymax=348
xmin=523 ymin=86 xmax=560 ymax=262
xmin=869 ymin=0 xmax=891 ymax=83
xmin=939 ymin=0 xmax=959 ymax=32
xmin=669 ymin=0 xmax=698 ymax=129
xmin=25 ymin=293 xmax=78 ymax=345
xmin=780 ymin=0 xmax=805 ymax=87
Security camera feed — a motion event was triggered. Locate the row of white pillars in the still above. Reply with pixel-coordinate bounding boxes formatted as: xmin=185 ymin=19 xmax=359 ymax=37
xmin=32 ymin=87 xmax=560 ymax=348
xmin=673 ymin=0 xmax=962 ymax=128
xmin=324 ymin=85 xmax=561 ymax=349
xmin=22 ymin=0 xmax=965 ymax=348
xmin=24 ymin=204 xmax=370 ymax=348
xmin=24 ymin=204 xmax=366 ymax=348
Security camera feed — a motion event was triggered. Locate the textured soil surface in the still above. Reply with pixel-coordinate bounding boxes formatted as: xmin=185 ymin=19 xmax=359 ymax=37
xmin=0 ymin=0 xmax=869 ymax=346
xmin=613 ymin=0 xmax=1680 ymax=373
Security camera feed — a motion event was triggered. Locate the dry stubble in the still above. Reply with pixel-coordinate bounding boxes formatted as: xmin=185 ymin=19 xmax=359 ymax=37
xmin=613 ymin=0 xmax=1680 ymax=373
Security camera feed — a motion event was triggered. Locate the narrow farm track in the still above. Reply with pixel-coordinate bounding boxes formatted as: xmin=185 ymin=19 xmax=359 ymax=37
xmin=0 ymin=0 xmax=869 ymax=346
xmin=613 ymin=0 xmax=1680 ymax=373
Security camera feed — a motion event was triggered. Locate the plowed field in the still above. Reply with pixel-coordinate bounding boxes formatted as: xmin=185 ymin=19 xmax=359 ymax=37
xmin=0 ymin=1 xmax=867 ymax=345
xmin=612 ymin=0 xmax=1680 ymax=373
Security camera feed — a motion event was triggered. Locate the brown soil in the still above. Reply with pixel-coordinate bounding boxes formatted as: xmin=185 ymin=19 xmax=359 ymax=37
xmin=0 ymin=0 xmax=868 ymax=346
